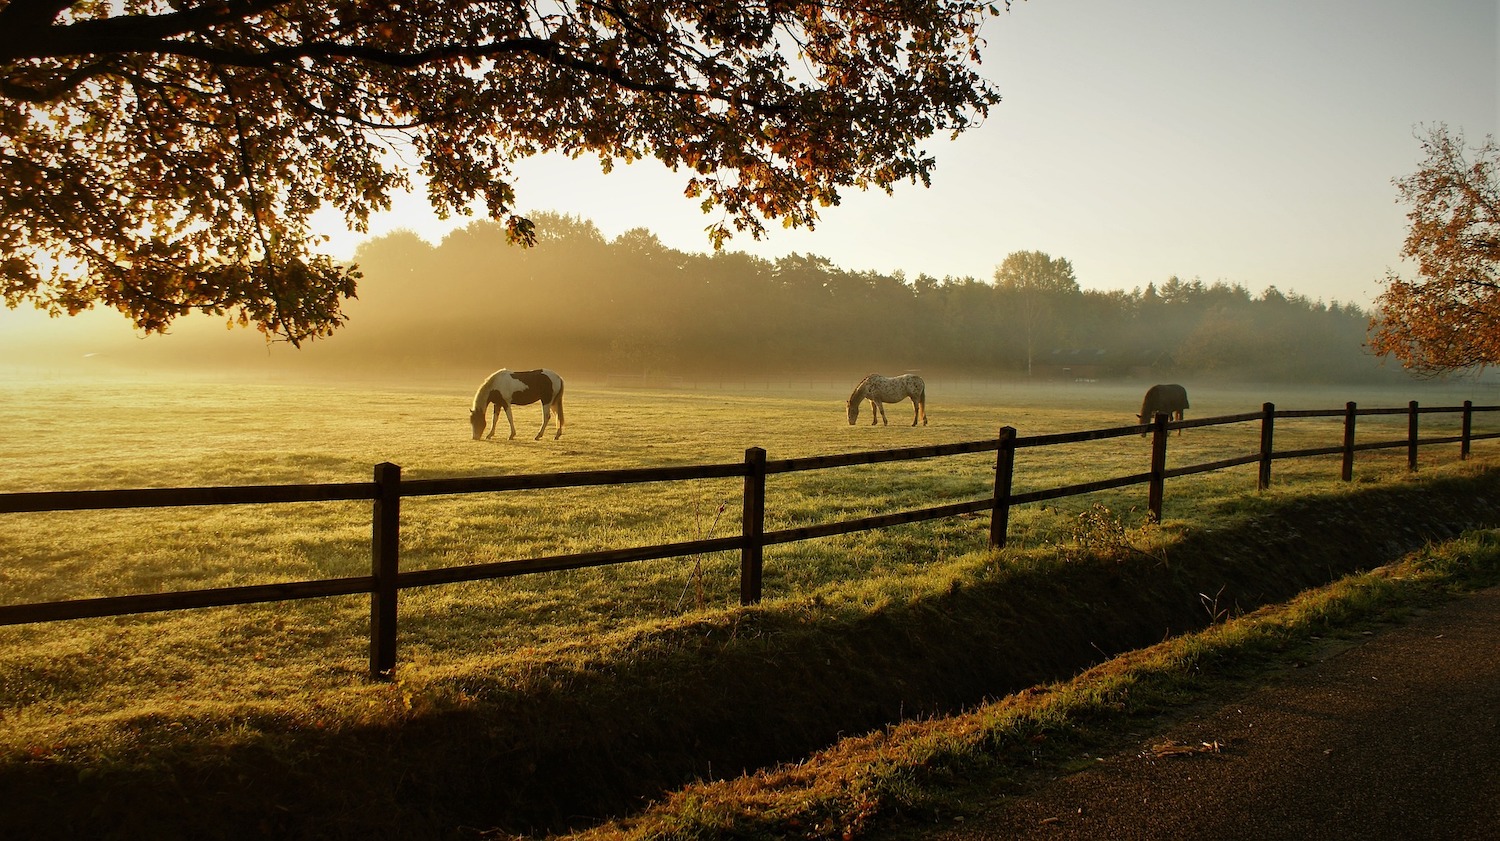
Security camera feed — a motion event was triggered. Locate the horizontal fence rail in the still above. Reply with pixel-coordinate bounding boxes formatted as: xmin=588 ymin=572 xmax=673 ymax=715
xmin=3 ymin=400 xmax=1497 ymax=678
xmin=0 ymin=482 xmax=376 ymax=514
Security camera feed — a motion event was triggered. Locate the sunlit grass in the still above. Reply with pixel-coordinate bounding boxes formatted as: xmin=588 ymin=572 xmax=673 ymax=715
xmin=0 ymin=373 xmax=1494 ymax=753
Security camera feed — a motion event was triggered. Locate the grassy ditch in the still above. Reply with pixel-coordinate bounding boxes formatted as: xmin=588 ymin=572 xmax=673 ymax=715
xmin=2 ymin=460 xmax=1499 ymax=839
xmin=572 ymin=516 xmax=1500 ymax=841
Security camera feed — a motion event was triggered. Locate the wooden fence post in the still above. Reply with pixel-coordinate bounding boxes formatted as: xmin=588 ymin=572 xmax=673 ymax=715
xmin=1258 ymin=402 xmax=1275 ymax=491
xmin=1408 ymin=401 xmax=1419 ymax=471
xmin=1341 ymin=402 xmax=1357 ymax=481
xmin=990 ymin=426 xmax=1016 ymax=548
xmin=1462 ymin=400 xmax=1473 ymax=460
xmin=740 ymin=447 xmax=767 ymax=605
xmin=1147 ymin=412 xmax=1168 ymax=522
xmin=370 ymin=462 xmax=401 ymax=680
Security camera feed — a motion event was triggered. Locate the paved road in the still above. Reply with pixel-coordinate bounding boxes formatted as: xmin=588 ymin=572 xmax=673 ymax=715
xmin=896 ymin=586 xmax=1500 ymax=841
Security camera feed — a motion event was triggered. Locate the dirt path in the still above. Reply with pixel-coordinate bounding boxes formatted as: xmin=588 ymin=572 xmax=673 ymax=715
xmin=891 ymin=586 xmax=1500 ymax=841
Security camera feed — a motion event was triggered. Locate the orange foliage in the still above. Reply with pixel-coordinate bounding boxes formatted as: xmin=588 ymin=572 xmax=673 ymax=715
xmin=1370 ymin=125 xmax=1500 ymax=373
xmin=0 ymin=0 xmax=1007 ymax=344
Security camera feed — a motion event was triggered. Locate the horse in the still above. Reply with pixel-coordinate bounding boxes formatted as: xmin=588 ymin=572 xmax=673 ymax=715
xmin=1137 ymin=383 xmax=1188 ymax=436
xmin=470 ymin=368 xmax=565 ymax=440
xmin=846 ymin=373 xmax=927 ymax=426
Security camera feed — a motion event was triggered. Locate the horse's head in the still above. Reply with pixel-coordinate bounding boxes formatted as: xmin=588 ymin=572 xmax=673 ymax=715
xmin=470 ymin=407 xmax=488 ymax=440
xmin=846 ymin=399 xmax=859 ymax=425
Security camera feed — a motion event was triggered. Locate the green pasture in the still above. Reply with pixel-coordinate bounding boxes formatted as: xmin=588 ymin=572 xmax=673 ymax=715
xmin=0 ymin=372 xmax=1493 ymax=751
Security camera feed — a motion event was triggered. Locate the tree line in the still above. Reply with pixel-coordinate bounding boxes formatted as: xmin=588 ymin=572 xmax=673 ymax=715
xmin=304 ymin=212 xmax=1394 ymax=384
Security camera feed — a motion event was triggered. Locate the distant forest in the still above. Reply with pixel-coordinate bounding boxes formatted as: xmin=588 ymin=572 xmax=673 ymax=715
xmin=309 ymin=212 xmax=1394 ymax=384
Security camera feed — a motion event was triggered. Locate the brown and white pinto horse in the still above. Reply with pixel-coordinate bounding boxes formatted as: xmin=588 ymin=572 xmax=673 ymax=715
xmin=846 ymin=373 xmax=927 ymax=426
xmin=470 ymin=368 xmax=565 ymax=440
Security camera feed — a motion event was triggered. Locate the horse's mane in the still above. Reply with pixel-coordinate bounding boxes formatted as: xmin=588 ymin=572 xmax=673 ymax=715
xmin=471 ymin=369 xmax=505 ymax=412
xmin=849 ymin=373 xmax=879 ymax=403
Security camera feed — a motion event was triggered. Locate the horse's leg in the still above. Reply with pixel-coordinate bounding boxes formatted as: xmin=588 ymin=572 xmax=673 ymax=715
xmin=910 ymin=396 xmax=922 ymax=426
xmin=553 ymin=396 xmax=564 ymax=439
xmin=874 ymin=399 xmax=888 ymax=425
xmin=535 ymin=403 xmax=550 ymax=440
xmin=502 ymin=403 xmax=518 ymax=439
xmin=486 ymin=405 xmax=499 ymax=439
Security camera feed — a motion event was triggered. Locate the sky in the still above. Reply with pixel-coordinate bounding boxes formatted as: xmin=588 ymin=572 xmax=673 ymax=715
xmin=313 ymin=0 xmax=1500 ymax=308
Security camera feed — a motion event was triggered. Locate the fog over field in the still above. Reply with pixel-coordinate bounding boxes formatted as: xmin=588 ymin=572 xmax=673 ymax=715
xmin=3 ymin=214 xmax=1465 ymax=397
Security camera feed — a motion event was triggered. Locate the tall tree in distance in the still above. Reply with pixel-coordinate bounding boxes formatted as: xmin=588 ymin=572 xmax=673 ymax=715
xmin=993 ymin=250 xmax=1079 ymax=376
xmin=1370 ymin=125 xmax=1500 ymax=373
xmin=0 ymin=0 xmax=1006 ymax=344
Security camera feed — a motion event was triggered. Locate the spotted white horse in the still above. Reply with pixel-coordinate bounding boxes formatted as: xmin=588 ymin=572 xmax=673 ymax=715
xmin=470 ymin=368 xmax=565 ymax=440
xmin=846 ymin=373 xmax=928 ymax=426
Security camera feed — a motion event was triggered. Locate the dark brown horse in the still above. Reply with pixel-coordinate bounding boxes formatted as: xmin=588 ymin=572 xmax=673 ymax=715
xmin=1137 ymin=383 xmax=1188 ymax=436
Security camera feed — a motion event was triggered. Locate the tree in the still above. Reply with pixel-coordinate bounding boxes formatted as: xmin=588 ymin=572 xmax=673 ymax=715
xmin=1369 ymin=125 xmax=1500 ymax=373
xmin=993 ymin=250 xmax=1078 ymax=375
xmin=1 ymin=0 xmax=1006 ymax=344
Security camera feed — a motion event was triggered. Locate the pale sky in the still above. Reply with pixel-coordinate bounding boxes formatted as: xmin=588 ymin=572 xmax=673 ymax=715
xmin=315 ymin=0 xmax=1499 ymax=307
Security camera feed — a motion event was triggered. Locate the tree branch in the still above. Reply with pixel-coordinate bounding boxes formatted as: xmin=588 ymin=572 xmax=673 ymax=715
xmin=0 ymin=0 xmax=77 ymax=34
xmin=4 ymin=4 xmax=786 ymax=111
xmin=0 ymin=0 xmax=284 ymax=62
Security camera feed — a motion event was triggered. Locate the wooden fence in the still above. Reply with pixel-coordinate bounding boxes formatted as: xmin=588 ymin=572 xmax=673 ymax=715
xmin=2 ymin=400 xmax=1496 ymax=679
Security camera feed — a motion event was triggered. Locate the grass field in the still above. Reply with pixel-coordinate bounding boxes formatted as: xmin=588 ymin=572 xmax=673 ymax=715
xmin=1 ymin=374 xmax=1491 ymax=674
xmin=1 ymin=370 xmax=1496 ymax=836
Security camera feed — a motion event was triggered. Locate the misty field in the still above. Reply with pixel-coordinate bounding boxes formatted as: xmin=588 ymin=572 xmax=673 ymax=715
xmin=0 ymin=371 xmax=1493 ymax=743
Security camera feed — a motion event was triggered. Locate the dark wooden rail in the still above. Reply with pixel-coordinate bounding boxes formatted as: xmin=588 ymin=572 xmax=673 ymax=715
xmin=2 ymin=399 xmax=1496 ymax=679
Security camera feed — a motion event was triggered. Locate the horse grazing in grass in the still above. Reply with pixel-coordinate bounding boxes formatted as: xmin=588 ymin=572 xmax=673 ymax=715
xmin=1137 ymin=383 xmax=1188 ymax=436
xmin=470 ymin=368 xmax=565 ymax=440
xmin=847 ymin=373 xmax=927 ymax=426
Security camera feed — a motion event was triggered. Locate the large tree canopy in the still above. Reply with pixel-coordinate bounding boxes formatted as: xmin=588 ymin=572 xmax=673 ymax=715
xmin=993 ymin=249 xmax=1077 ymax=376
xmin=1369 ymin=125 xmax=1500 ymax=373
xmin=0 ymin=0 xmax=1005 ymax=344
xmin=992 ymin=249 xmax=1077 ymax=294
